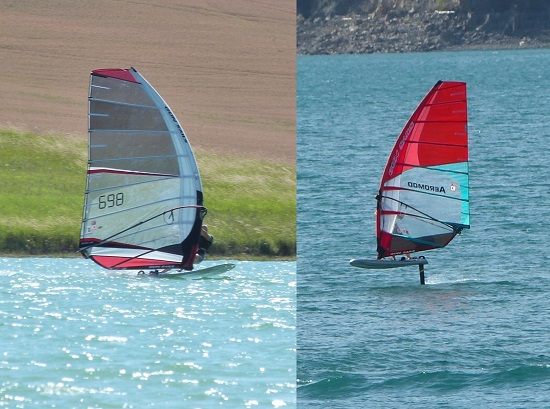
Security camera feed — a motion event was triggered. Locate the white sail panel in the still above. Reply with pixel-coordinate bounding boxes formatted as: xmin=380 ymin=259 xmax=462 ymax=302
xmin=79 ymin=68 xmax=204 ymax=270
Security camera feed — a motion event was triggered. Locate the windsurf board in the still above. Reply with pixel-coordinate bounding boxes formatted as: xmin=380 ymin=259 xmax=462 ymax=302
xmin=138 ymin=263 xmax=236 ymax=278
xmin=349 ymin=258 xmax=427 ymax=270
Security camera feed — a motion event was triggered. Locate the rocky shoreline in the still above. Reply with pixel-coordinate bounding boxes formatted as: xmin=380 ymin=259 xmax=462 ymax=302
xmin=297 ymin=6 xmax=550 ymax=55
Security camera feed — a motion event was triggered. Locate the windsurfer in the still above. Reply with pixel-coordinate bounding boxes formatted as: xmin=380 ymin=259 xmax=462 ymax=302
xmin=156 ymin=225 xmax=213 ymax=273
xmin=393 ymin=210 xmax=409 ymax=236
xmin=196 ymin=225 xmax=214 ymax=263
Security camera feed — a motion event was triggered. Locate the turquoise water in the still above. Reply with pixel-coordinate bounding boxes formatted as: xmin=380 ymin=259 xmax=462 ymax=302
xmin=0 ymin=258 xmax=295 ymax=408
xmin=297 ymin=49 xmax=550 ymax=408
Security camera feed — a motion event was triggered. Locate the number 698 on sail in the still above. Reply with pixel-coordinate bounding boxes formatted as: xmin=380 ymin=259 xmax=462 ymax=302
xmin=98 ymin=193 xmax=124 ymax=209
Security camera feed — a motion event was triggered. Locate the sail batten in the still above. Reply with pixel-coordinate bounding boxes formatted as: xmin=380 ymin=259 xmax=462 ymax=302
xmin=82 ymin=195 xmax=198 ymax=213
xmin=415 ymin=119 xmax=466 ymax=123
xmin=88 ymin=168 xmax=177 ymax=175
xmin=385 ymin=189 xmax=468 ymax=202
xmin=80 ymin=67 xmax=204 ymax=271
xmin=90 ymin=99 xmax=159 ymax=110
xmin=89 ymin=154 xmax=190 ymax=163
xmin=376 ymin=81 xmax=469 ymax=259
xmin=391 ymin=163 xmax=469 ymax=173
xmin=408 ymin=141 xmax=468 ymax=147
xmin=85 ymin=179 xmax=183 ymax=194
xmin=91 ymin=129 xmax=171 ymax=134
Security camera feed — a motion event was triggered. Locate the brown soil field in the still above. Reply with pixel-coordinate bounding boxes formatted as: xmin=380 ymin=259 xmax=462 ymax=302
xmin=0 ymin=1 xmax=296 ymax=163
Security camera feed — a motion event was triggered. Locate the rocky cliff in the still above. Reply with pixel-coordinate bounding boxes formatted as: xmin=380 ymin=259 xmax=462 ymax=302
xmin=297 ymin=0 xmax=550 ymax=54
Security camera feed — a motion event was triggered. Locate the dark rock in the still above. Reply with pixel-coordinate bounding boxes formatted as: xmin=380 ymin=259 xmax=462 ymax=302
xmin=297 ymin=0 xmax=550 ymax=55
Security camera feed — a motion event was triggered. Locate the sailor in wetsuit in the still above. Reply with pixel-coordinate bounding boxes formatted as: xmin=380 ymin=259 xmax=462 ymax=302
xmin=196 ymin=225 xmax=214 ymax=263
xmin=150 ymin=225 xmax=214 ymax=275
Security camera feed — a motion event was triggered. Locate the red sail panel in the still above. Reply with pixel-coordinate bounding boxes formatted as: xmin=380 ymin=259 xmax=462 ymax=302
xmin=91 ymin=68 xmax=139 ymax=83
xmin=380 ymin=81 xmax=467 ymax=183
xmin=376 ymin=81 xmax=469 ymax=259
xmin=91 ymin=256 xmax=177 ymax=269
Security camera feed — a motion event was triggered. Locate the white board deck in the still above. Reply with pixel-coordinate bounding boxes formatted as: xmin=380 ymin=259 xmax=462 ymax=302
xmin=350 ymin=258 xmax=427 ymax=269
xmin=138 ymin=263 xmax=236 ymax=278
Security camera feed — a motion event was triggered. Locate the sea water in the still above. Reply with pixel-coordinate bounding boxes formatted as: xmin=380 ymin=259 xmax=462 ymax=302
xmin=297 ymin=49 xmax=550 ymax=408
xmin=0 ymin=258 xmax=295 ymax=408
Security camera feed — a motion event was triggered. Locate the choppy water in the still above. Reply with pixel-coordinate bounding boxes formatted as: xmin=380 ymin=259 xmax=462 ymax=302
xmin=297 ymin=49 xmax=550 ymax=408
xmin=0 ymin=258 xmax=295 ymax=408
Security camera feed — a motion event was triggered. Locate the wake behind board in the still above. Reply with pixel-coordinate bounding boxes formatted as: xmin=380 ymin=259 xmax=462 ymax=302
xmin=350 ymin=258 xmax=427 ymax=270
xmin=138 ymin=263 xmax=236 ymax=278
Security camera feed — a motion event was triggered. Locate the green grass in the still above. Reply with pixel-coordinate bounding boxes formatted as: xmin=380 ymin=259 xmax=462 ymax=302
xmin=0 ymin=129 xmax=295 ymax=259
xmin=197 ymin=150 xmax=295 ymax=258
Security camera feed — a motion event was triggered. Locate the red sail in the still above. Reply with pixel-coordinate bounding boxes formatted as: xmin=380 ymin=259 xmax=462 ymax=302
xmin=376 ymin=81 xmax=469 ymax=259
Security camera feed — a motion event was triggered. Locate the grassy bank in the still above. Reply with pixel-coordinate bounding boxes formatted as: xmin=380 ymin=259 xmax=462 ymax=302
xmin=0 ymin=129 xmax=295 ymax=259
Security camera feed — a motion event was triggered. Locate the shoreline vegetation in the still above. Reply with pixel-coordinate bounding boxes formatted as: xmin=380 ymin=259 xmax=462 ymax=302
xmin=0 ymin=129 xmax=296 ymax=260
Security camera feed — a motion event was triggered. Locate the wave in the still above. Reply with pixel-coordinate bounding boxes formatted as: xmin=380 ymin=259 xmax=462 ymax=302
xmin=299 ymin=363 xmax=550 ymax=400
